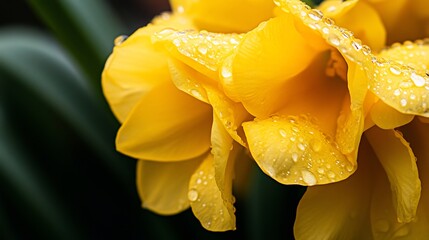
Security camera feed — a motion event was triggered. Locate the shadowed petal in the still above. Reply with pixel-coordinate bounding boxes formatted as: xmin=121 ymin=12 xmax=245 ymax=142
xmin=137 ymin=158 xmax=201 ymax=215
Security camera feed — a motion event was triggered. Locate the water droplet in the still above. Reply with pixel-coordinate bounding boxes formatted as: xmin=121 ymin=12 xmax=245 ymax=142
xmin=394 ymin=89 xmax=401 ymax=96
xmin=298 ymin=143 xmax=306 ymax=151
xmin=188 ymin=189 xmax=198 ymax=202
xmin=327 ymin=171 xmax=336 ymax=179
xmin=279 ymin=129 xmax=287 ymax=138
xmin=221 ymin=65 xmax=232 ymax=79
xmin=196 ymin=178 xmax=202 ymax=184
xmin=197 ymin=45 xmax=208 ymax=55
xmin=328 ymin=34 xmax=340 ymax=46
xmin=351 ymin=40 xmax=362 ymax=51
xmin=292 ymin=153 xmax=299 ymax=162
xmin=301 ymin=170 xmax=317 ymax=186
xmin=310 ymin=139 xmax=322 ymax=152
xmin=308 ymin=9 xmax=323 ymax=21
xmin=114 ymin=35 xmax=128 ymax=46
xmin=390 ymin=66 xmax=402 ymax=75
xmin=346 ymin=164 xmax=354 ymax=172
xmin=190 ymin=89 xmax=203 ymax=99
xmin=317 ymin=167 xmax=325 ymax=174
xmin=411 ymin=72 xmax=426 ymax=87
xmin=400 ymin=99 xmax=408 ymax=107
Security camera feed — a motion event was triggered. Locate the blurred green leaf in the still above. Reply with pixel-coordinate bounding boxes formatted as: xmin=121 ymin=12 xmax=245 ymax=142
xmin=26 ymin=0 xmax=125 ymax=93
xmin=0 ymin=101 xmax=82 ymax=240
xmin=0 ymin=27 xmax=131 ymax=188
xmin=246 ymin=166 xmax=306 ymax=240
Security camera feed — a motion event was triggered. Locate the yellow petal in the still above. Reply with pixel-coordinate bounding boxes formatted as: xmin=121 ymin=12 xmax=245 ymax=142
xmin=168 ymin=59 xmax=250 ymax=146
xmin=176 ymin=0 xmax=275 ymax=33
xmin=207 ymin=87 xmax=250 ymax=147
xmin=243 ymin=116 xmax=354 ymax=186
xmin=189 ymin=154 xmax=236 ymax=231
xmin=319 ymin=0 xmax=386 ymax=52
xmin=371 ymin=120 xmax=429 ymax=239
xmin=102 ymin=28 xmax=169 ymax=123
xmin=223 ymin=14 xmax=326 ymax=117
xmin=153 ymin=28 xmax=243 ymax=81
xmin=366 ymin=127 xmax=421 ymax=223
xmin=294 ymin=138 xmax=375 ymax=239
xmin=102 ymin=13 xmax=194 ymax=123
xmin=277 ymin=0 xmax=429 ymax=117
xmin=370 ymin=100 xmax=414 ymax=129
xmin=363 ymin=0 xmax=427 ymax=44
xmin=335 ymin=61 xmax=367 ymax=155
xmin=167 ymin=58 xmax=210 ymax=103
xmin=136 ymin=158 xmax=200 ymax=215
xmin=116 ymin=80 xmax=212 ymax=161
xmin=210 ymin=114 xmax=241 ymax=214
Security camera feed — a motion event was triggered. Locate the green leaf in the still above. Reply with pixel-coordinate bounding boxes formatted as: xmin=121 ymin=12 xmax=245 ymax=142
xmin=0 ymin=27 xmax=132 ymax=188
xmin=26 ymin=0 xmax=125 ymax=92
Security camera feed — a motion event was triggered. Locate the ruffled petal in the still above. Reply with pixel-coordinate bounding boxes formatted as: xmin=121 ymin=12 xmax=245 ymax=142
xmin=136 ymin=158 xmax=201 ymax=215
xmin=363 ymin=0 xmax=428 ymax=44
xmin=319 ymin=0 xmax=386 ymax=51
xmin=153 ymin=28 xmax=243 ymax=81
xmin=370 ymin=100 xmax=414 ymax=129
xmin=175 ymin=0 xmax=275 ymax=33
xmin=116 ymin=80 xmax=212 ymax=161
xmin=168 ymin=59 xmax=250 ymax=145
xmin=335 ymin=61 xmax=367 ymax=155
xmin=294 ymin=138 xmax=375 ymax=239
xmin=277 ymin=0 xmax=429 ymax=117
xmin=223 ymin=14 xmax=327 ymax=117
xmin=371 ymin=120 xmax=429 ymax=239
xmin=168 ymin=58 xmax=210 ymax=103
xmin=102 ymin=13 xmax=194 ymax=123
xmin=366 ymin=127 xmax=421 ymax=223
xmin=243 ymin=116 xmax=355 ymax=186
xmin=188 ymin=154 xmax=236 ymax=231
xmin=207 ymin=87 xmax=250 ymax=147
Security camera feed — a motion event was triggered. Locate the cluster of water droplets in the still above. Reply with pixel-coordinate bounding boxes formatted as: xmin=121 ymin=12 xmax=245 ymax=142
xmin=187 ymin=168 xmax=236 ymax=229
xmin=251 ymin=115 xmax=355 ymax=186
xmin=152 ymin=28 xmax=242 ymax=72
xmin=274 ymin=0 xmax=429 ymax=117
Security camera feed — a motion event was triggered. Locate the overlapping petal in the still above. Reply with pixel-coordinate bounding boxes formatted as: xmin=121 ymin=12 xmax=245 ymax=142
xmin=136 ymin=158 xmax=201 ymax=215
xmin=116 ymin=80 xmax=212 ymax=161
xmin=294 ymin=139 xmax=375 ymax=240
xmin=366 ymin=127 xmax=421 ymax=223
xmin=188 ymin=153 xmax=236 ymax=231
xmin=170 ymin=0 xmax=275 ymax=33
xmin=243 ymin=115 xmax=355 ymax=186
xmin=102 ymin=14 xmax=194 ymax=122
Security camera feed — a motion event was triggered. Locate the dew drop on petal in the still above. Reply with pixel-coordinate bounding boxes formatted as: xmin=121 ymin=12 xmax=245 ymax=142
xmin=292 ymin=152 xmax=299 ymax=162
xmin=308 ymin=9 xmax=323 ymax=21
xmin=114 ymin=35 xmax=128 ymax=46
xmin=301 ymin=170 xmax=317 ymax=186
xmin=279 ymin=128 xmax=287 ymax=138
xmin=188 ymin=189 xmax=198 ymax=202
xmin=410 ymin=72 xmax=426 ymax=87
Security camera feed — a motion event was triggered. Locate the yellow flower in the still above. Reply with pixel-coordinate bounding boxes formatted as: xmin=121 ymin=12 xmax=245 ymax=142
xmin=103 ymin=0 xmax=429 ymax=237
xmin=102 ymin=0 xmax=274 ymax=231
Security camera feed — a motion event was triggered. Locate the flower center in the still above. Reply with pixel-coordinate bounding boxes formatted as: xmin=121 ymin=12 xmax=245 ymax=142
xmin=325 ymin=49 xmax=348 ymax=81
